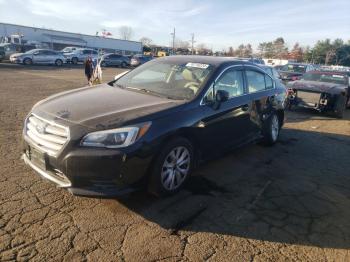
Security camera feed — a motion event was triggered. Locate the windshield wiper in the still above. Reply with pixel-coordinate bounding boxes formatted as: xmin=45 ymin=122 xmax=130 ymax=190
xmin=124 ymin=86 xmax=167 ymax=97
xmin=114 ymin=83 xmax=125 ymax=89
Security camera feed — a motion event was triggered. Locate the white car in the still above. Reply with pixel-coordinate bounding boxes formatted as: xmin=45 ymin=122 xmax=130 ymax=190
xmin=64 ymin=48 xmax=98 ymax=64
xmin=11 ymin=49 xmax=66 ymax=66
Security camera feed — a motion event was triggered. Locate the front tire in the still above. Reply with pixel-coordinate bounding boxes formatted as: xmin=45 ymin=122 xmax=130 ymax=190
xmin=148 ymin=137 xmax=194 ymax=197
xmin=55 ymin=59 xmax=63 ymax=66
xmin=121 ymin=61 xmax=127 ymax=68
xmin=23 ymin=58 xmax=32 ymax=65
xmin=262 ymin=113 xmax=280 ymax=146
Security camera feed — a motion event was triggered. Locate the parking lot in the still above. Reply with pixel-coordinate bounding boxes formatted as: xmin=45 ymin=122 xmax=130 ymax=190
xmin=1 ymin=63 xmax=350 ymax=261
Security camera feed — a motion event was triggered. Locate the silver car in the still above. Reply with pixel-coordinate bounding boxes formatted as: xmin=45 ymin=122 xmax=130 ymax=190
xmin=64 ymin=48 xmax=98 ymax=64
xmin=10 ymin=49 xmax=66 ymax=66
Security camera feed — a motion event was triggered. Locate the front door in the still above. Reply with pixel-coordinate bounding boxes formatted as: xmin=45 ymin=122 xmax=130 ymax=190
xmin=196 ymin=66 xmax=256 ymax=154
xmin=32 ymin=50 xmax=47 ymax=63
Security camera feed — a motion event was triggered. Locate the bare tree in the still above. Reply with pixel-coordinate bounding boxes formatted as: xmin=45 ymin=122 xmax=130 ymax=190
xmin=196 ymin=43 xmax=211 ymax=55
xmin=140 ymin=37 xmax=152 ymax=47
xmin=119 ymin=26 xmax=134 ymax=40
xmin=175 ymin=38 xmax=190 ymax=49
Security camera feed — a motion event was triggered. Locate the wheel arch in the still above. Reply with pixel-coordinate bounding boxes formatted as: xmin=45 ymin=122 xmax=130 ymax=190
xmin=149 ymin=128 xmax=202 ymax=172
xmin=276 ymin=109 xmax=284 ymax=127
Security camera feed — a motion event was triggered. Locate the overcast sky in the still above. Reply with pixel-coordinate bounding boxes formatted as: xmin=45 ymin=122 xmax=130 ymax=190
xmin=0 ymin=0 xmax=349 ymax=51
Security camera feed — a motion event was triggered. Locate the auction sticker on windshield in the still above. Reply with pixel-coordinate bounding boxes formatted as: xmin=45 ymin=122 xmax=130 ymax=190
xmin=186 ymin=62 xmax=209 ymax=69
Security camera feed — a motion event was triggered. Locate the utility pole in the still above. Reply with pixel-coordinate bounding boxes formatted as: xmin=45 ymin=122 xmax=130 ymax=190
xmin=171 ymin=28 xmax=175 ymax=55
xmin=190 ymin=33 xmax=195 ymax=55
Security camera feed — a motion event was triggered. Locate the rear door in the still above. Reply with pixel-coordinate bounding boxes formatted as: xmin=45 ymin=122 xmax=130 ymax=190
xmin=197 ymin=65 xmax=256 ymax=153
xmin=46 ymin=50 xmax=57 ymax=63
xmin=113 ymin=55 xmax=122 ymax=66
xmin=244 ymin=65 xmax=277 ymax=133
xmin=81 ymin=50 xmax=90 ymax=61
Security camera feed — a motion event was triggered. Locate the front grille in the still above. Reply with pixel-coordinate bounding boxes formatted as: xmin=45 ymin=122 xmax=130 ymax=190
xmin=25 ymin=114 xmax=69 ymax=156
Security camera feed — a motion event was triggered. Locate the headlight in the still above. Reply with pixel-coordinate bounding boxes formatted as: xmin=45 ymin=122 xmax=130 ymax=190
xmin=81 ymin=122 xmax=151 ymax=148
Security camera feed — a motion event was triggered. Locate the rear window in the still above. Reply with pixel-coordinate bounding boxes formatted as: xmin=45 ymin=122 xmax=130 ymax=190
xmin=302 ymin=73 xmax=347 ymax=85
xmin=246 ymin=70 xmax=266 ymax=93
xmin=282 ymin=64 xmax=307 ymax=73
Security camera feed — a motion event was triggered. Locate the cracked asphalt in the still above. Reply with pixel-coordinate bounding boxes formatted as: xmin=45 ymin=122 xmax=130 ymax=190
xmin=1 ymin=63 xmax=350 ymax=261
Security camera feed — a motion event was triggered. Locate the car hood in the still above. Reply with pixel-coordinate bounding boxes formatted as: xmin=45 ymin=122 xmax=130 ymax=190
xmin=288 ymin=80 xmax=347 ymax=94
xmin=10 ymin=53 xmax=23 ymax=58
xmin=32 ymin=83 xmax=185 ymax=130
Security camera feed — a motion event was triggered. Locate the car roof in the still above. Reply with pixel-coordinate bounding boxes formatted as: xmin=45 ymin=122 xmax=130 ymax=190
xmin=29 ymin=49 xmax=52 ymax=51
xmin=76 ymin=48 xmax=95 ymax=51
xmin=156 ymin=55 xmax=255 ymax=67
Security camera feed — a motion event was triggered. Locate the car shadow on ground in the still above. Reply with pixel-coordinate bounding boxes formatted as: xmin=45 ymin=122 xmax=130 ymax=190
xmin=115 ymin=128 xmax=350 ymax=249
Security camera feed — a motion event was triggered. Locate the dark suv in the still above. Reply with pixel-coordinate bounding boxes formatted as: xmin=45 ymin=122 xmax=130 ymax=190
xmin=22 ymin=56 xmax=286 ymax=197
xmin=100 ymin=54 xmax=130 ymax=67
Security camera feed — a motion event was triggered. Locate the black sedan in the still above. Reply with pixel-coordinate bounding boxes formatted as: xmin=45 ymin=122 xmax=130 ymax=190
xmin=279 ymin=63 xmax=315 ymax=82
xmin=22 ymin=56 xmax=286 ymax=197
xmin=287 ymin=71 xmax=350 ymax=118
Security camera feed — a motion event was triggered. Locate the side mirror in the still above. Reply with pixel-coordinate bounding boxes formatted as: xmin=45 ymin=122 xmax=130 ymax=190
xmin=216 ymin=90 xmax=229 ymax=103
xmin=212 ymin=89 xmax=229 ymax=110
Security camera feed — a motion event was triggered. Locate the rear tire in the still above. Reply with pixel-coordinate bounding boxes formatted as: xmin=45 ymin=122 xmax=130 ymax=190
xmin=262 ymin=113 xmax=280 ymax=146
xmin=148 ymin=137 xmax=194 ymax=197
xmin=23 ymin=58 xmax=32 ymax=65
xmin=101 ymin=61 xmax=107 ymax=67
xmin=334 ymin=96 xmax=346 ymax=118
xmin=55 ymin=59 xmax=63 ymax=66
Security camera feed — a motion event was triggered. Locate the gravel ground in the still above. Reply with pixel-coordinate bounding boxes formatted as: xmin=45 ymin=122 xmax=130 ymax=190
xmin=1 ymin=63 xmax=350 ymax=261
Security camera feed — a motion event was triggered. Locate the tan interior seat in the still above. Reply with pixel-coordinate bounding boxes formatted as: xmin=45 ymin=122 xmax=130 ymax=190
xmin=182 ymin=69 xmax=199 ymax=94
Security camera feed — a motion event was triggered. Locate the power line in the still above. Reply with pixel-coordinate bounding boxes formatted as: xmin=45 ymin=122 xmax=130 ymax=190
xmin=191 ymin=33 xmax=196 ymax=55
xmin=170 ymin=28 xmax=175 ymax=55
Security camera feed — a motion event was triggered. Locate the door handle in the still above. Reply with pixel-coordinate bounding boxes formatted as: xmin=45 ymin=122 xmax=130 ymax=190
xmin=241 ymin=104 xmax=249 ymax=111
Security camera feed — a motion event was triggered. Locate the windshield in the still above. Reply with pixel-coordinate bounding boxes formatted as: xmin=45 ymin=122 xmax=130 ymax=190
xmin=282 ymin=64 xmax=306 ymax=73
xmin=114 ymin=60 xmax=214 ymax=100
xmin=302 ymin=73 xmax=347 ymax=85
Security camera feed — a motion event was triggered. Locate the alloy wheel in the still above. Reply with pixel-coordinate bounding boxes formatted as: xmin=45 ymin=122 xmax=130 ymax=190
xmin=271 ymin=115 xmax=279 ymax=141
xmin=161 ymin=146 xmax=190 ymax=190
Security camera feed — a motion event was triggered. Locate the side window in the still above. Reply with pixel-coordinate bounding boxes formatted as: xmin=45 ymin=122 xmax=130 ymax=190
xmin=202 ymin=85 xmax=215 ymax=104
xmin=246 ymin=70 xmax=266 ymax=93
xmin=215 ymin=69 xmax=244 ymax=98
xmin=92 ymin=50 xmax=98 ymax=55
xmin=265 ymin=75 xmax=274 ymax=89
xmin=83 ymin=50 xmax=90 ymax=55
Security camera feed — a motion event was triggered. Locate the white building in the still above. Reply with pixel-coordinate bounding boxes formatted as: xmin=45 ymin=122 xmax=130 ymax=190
xmin=0 ymin=22 xmax=142 ymax=55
